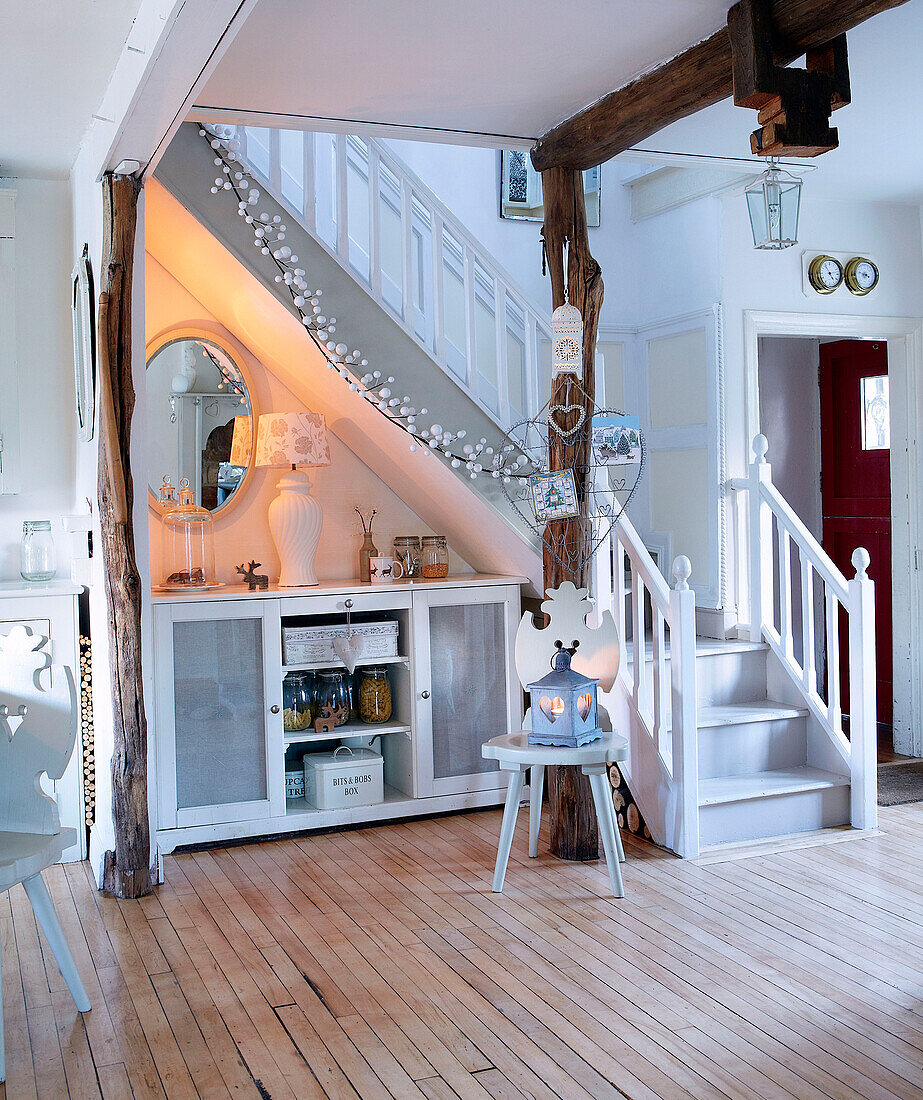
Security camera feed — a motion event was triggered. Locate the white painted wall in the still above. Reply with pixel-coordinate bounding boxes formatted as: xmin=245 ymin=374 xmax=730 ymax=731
xmin=0 ymin=179 xmax=76 ymax=579
xmin=146 ymin=256 xmax=473 ymax=584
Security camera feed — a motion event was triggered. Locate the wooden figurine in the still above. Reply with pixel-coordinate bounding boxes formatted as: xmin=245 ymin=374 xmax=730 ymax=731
xmin=236 ymin=560 xmax=269 ymax=590
xmin=314 ymin=702 xmax=348 ymax=735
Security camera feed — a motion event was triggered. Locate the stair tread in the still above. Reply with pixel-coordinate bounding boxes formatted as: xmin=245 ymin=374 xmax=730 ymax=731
xmin=695 ymin=701 xmax=808 ymax=728
xmin=699 ymin=766 xmax=850 ymax=807
xmin=625 ymin=638 xmax=768 ymax=664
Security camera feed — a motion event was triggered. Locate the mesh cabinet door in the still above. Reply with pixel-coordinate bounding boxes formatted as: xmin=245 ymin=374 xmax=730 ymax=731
xmin=172 ymin=615 xmax=269 ymax=819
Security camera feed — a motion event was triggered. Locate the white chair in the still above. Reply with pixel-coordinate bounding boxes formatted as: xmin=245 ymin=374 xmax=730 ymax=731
xmin=0 ymin=625 xmax=91 ymax=1083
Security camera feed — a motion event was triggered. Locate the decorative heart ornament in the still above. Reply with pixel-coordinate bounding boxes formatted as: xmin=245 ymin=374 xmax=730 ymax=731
xmin=576 ymin=693 xmax=592 ymax=721
xmin=332 ymin=633 xmax=366 ymax=674
xmin=538 ymin=696 xmax=557 ymax=723
xmin=549 ymin=404 xmax=587 ymax=438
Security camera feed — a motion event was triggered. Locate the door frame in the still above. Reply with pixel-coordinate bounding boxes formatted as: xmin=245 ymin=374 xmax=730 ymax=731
xmin=743 ymin=310 xmax=923 ymax=756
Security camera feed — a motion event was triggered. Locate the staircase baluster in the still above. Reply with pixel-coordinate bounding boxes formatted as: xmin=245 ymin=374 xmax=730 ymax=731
xmin=302 ymin=130 xmax=315 ymax=234
xmin=368 ymin=146 xmax=382 ymax=300
xmin=778 ymin=523 xmax=793 ymax=658
xmin=335 ymin=134 xmax=349 ymax=261
xmin=463 ymin=247 xmax=476 ymax=392
xmin=825 ymin=586 xmax=841 ymax=733
xmin=801 ymin=560 xmax=817 ymax=697
xmin=431 ymin=212 xmax=446 ymax=365
xmin=400 ymin=179 xmax=414 ymax=328
xmin=495 ymin=279 xmax=509 ymax=426
xmin=631 ymin=568 xmax=647 ymax=719
xmin=653 ymin=606 xmax=667 ymax=763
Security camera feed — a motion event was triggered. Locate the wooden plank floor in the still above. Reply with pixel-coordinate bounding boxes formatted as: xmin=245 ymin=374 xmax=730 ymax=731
xmin=3 ymin=804 xmax=923 ymax=1100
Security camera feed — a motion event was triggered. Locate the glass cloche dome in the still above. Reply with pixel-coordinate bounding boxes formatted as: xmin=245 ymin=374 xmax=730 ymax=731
xmin=159 ymin=477 xmax=218 ymax=589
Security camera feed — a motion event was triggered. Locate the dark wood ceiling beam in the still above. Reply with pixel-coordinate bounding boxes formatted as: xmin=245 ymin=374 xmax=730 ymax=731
xmin=531 ymin=0 xmax=909 ymax=172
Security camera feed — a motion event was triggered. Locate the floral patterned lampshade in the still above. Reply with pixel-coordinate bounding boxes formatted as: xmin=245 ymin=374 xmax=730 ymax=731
xmin=255 ymin=411 xmax=331 ymax=469
xmin=229 ymin=415 xmax=252 ymax=466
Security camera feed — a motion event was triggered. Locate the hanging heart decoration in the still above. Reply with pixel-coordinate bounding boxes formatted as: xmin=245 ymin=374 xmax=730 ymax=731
xmin=549 ymin=404 xmax=587 ymax=438
xmin=332 ymin=633 xmax=366 ymax=674
xmin=499 ymin=407 xmax=647 ymax=574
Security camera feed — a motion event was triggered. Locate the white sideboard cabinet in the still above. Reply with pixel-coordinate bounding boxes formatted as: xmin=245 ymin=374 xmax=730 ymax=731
xmin=151 ymin=575 xmax=523 ymax=852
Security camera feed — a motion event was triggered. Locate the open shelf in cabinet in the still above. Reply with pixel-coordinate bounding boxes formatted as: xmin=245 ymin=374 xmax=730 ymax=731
xmin=283 ymin=720 xmax=411 ymax=746
xmin=282 ymin=653 xmax=410 ymax=673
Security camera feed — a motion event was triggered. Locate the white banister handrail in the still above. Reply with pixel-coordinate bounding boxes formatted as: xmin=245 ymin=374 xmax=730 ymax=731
xmin=732 ymin=434 xmax=877 ymax=831
xmin=594 ymin=512 xmax=699 ymax=857
xmin=236 ymin=125 xmax=552 ymax=430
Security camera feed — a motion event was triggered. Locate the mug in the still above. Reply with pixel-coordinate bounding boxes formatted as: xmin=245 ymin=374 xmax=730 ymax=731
xmin=369 ymin=555 xmax=405 ymax=584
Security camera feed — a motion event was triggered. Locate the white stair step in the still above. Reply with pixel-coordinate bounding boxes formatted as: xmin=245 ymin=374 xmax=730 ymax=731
xmin=695 ymin=701 xmax=807 ymax=729
xmin=624 ymin=638 xmax=767 ymax=664
xmin=699 ymin=767 xmax=849 ymax=807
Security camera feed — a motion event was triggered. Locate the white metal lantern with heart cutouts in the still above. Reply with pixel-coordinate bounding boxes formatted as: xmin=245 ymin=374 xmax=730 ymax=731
xmin=551 ymin=301 xmax=583 ymax=377
xmin=526 ymin=639 xmax=601 ymax=747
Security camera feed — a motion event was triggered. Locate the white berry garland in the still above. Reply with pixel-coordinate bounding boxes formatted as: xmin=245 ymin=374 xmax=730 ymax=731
xmin=199 ymin=124 xmax=534 ymax=484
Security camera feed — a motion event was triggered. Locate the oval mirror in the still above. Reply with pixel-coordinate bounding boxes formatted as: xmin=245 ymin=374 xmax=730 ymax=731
xmin=146 ymin=337 xmax=253 ymax=512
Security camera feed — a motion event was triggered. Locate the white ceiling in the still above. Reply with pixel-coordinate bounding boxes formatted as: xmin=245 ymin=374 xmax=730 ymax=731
xmin=198 ymin=0 xmax=923 ymax=206
xmin=0 ymin=0 xmax=142 ymax=178
xmin=640 ymin=2 xmax=923 ymax=205
xmin=197 ymin=0 xmax=732 ymax=140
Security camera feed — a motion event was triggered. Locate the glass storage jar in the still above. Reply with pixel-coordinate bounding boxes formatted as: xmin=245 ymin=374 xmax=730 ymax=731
xmin=282 ymin=672 xmax=313 ymax=732
xmin=393 ymin=535 xmax=421 ymax=579
xmin=315 ymin=669 xmax=350 ymax=727
xmin=160 ymin=478 xmax=217 ymax=588
xmin=421 ymin=535 xmax=449 ymax=579
xmin=19 ymin=520 xmax=56 ymax=582
xmin=359 ymin=668 xmax=392 ymax=723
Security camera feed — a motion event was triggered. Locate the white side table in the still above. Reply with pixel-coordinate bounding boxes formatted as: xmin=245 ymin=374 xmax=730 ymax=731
xmin=482 ymin=731 xmax=629 ymax=896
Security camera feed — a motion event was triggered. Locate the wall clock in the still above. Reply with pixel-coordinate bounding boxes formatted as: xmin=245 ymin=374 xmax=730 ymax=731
xmin=807 ymin=254 xmax=843 ymax=294
xmin=844 ymin=256 xmax=879 ymax=296
xmin=72 ymin=245 xmax=96 ymax=443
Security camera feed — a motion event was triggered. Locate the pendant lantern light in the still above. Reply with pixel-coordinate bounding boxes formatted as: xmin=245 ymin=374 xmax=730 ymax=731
xmin=745 ymin=159 xmax=802 ymax=250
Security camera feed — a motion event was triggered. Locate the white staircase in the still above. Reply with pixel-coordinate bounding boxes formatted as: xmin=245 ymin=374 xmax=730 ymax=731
xmin=162 ymin=120 xmax=878 ymax=859
xmin=595 ymin=434 xmax=877 ymax=858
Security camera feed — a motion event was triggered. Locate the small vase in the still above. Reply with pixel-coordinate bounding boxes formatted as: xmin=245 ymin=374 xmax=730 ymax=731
xmin=358 ymin=531 xmax=378 ymax=582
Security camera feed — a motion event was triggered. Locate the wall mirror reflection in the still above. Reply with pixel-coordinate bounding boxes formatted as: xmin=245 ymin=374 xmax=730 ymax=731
xmin=147 ymin=337 xmax=253 ymax=511
xmin=499 ymin=150 xmax=601 ymax=225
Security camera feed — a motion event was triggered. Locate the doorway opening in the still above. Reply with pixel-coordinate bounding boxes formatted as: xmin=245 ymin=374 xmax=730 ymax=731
xmin=758 ymin=335 xmax=896 ymax=757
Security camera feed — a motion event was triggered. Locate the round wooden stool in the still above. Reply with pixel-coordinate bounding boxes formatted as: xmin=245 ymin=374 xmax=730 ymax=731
xmin=482 ymin=731 xmax=629 ymax=896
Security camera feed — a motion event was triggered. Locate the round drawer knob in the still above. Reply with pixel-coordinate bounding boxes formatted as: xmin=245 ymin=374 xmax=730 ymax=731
xmin=270 ymin=705 xmax=281 ymax=714
xmin=421 ymin=690 xmax=430 ymax=700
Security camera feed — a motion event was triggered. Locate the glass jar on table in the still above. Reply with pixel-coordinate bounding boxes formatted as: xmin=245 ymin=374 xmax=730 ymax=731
xmin=421 ymin=535 xmax=449 ymax=579
xmin=392 ymin=535 xmax=421 ymax=579
xmin=20 ymin=520 xmax=56 ymax=582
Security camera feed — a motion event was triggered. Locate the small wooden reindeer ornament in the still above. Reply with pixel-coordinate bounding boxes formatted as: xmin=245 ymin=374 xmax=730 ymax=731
xmin=236 ymin=560 xmax=269 ymax=590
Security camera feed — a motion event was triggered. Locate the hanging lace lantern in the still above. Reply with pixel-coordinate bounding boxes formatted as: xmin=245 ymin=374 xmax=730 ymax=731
xmin=551 ymin=301 xmax=583 ymax=377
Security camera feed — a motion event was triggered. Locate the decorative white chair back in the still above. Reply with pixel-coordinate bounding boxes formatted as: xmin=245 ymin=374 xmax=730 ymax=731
xmin=514 ymin=582 xmax=620 ymax=728
xmin=0 ymin=625 xmax=77 ymax=837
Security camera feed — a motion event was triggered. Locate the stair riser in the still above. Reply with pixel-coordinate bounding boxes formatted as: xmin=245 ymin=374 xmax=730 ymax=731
xmin=632 ymin=648 xmax=768 ymax=719
xmin=698 ymin=784 xmax=850 ymax=846
xmin=696 ymin=648 xmax=768 ymax=707
xmin=698 ymin=716 xmax=807 ymax=779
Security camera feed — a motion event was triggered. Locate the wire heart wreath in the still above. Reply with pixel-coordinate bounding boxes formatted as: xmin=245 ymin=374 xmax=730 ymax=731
xmin=500 ymin=406 xmax=646 ymax=573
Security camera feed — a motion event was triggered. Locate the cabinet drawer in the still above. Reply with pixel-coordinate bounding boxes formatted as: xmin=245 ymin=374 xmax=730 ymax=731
xmin=282 ymin=590 xmax=413 ymax=617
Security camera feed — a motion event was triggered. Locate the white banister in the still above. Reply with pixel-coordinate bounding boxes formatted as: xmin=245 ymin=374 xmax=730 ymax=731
xmin=237 ymin=125 xmax=551 ymax=430
xmin=670 ymin=556 xmax=699 ymax=859
xmin=733 ymin=435 xmax=877 ymax=832
xmin=591 ymin=514 xmax=698 ymax=858
xmin=848 ymin=548 xmax=877 ymax=829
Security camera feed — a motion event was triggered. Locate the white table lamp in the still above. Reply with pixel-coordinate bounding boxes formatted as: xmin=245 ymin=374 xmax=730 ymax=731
xmin=255 ymin=411 xmax=331 ymax=586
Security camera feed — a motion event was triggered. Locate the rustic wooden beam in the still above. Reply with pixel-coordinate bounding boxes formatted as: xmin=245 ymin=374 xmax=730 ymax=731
xmin=541 ymin=166 xmax=605 ymax=862
xmin=98 ymin=173 xmax=153 ymax=900
xmin=531 ymin=0 xmax=909 ymax=171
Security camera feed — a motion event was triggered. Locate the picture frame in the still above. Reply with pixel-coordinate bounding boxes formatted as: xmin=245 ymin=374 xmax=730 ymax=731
xmin=530 ymin=470 xmax=580 ymax=521
xmin=592 ymin=414 xmax=642 ymax=466
xmin=499 ymin=150 xmax=601 ymax=225
xmin=72 ymin=245 xmax=96 ymax=443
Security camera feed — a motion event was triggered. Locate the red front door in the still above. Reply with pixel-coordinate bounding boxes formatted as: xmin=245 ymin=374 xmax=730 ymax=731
xmin=819 ymin=340 xmax=891 ymax=729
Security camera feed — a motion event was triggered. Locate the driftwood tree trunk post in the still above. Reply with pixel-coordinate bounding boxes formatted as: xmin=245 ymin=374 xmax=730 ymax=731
xmin=98 ymin=173 xmax=153 ymax=899
xmin=541 ymin=166 xmax=605 ymax=862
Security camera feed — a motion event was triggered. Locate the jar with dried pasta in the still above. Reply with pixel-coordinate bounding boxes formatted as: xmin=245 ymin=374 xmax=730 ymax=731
xmin=359 ymin=668 xmax=392 ymax=723
xmin=282 ymin=672 xmax=313 ymax=732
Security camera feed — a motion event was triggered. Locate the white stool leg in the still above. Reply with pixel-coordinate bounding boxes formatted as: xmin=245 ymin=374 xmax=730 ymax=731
xmin=23 ymin=873 xmax=91 ymax=1012
xmin=493 ymin=766 xmax=526 ymax=892
xmin=585 ymin=768 xmax=625 ymax=898
xmin=528 ymin=764 xmax=544 ymax=858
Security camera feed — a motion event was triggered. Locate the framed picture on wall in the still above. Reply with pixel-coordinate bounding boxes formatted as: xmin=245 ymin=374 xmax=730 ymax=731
xmin=72 ymin=245 xmax=96 ymax=443
xmin=499 ymin=151 xmax=601 ymax=225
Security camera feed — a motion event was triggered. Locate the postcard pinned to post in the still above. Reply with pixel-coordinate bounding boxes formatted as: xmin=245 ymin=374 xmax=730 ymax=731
xmin=592 ymin=414 xmax=642 ymax=466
